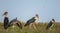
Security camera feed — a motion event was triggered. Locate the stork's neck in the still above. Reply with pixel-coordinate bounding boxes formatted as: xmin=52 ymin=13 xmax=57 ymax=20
xmin=4 ymin=15 xmax=8 ymax=18
xmin=34 ymin=16 xmax=39 ymax=23
xmin=35 ymin=16 xmax=39 ymax=20
xmin=52 ymin=20 xmax=55 ymax=24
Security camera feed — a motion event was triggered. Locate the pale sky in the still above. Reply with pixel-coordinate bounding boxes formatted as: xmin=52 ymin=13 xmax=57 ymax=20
xmin=0 ymin=0 xmax=60 ymax=23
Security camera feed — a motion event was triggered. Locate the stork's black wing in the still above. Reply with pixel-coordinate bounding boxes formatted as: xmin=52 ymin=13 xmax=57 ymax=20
xmin=24 ymin=17 xmax=36 ymax=26
xmin=8 ymin=18 xmax=17 ymax=27
xmin=9 ymin=18 xmax=17 ymax=24
xmin=8 ymin=18 xmax=22 ymax=29
xmin=4 ymin=17 xmax=9 ymax=29
xmin=46 ymin=21 xmax=53 ymax=29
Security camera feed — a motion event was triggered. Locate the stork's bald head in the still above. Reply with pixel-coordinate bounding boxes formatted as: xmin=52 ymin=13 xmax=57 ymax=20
xmin=52 ymin=19 xmax=55 ymax=22
xmin=35 ymin=14 xmax=39 ymax=18
xmin=3 ymin=12 xmax=8 ymax=17
xmin=3 ymin=12 xmax=8 ymax=16
xmin=35 ymin=14 xmax=39 ymax=20
xmin=51 ymin=19 xmax=55 ymax=24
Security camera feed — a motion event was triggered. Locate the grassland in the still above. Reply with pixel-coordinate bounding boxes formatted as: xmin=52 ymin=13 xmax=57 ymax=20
xmin=0 ymin=22 xmax=60 ymax=33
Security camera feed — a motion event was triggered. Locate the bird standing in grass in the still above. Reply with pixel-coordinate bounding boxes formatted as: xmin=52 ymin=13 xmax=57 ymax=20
xmin=3 ymin=12 xmax=22 ymax=30
xmin=24 ymin=14 xmax=39 ymax=30
xmin=46 ymin=19 xmax=55 ymax=30
xmin=9 ymin=18 xmax=22 ymax=29
xmin=3 ymin=12 xmax=9 ymax=30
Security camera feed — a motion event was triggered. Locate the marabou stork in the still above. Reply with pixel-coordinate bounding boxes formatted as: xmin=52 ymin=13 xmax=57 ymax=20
xmin=3 ymin=12 xmax=22 ymax=30
xmin=24 ymin=14 xmax=39 ymax=30
xmin=46 ymin=19 xmax=55 ymax=30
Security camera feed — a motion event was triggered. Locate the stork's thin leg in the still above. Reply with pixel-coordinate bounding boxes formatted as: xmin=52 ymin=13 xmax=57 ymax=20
xmin=4 ymin=29 xmax=8 ymax=33
xmin=49 ymin=24 xmax=54 ymax=30
xmin=32 ymin=23 xmax=37 ymax=30
xmin=29 ymin=23 xmax=32 ymax=29
xmin=12 ymin=25 xmax=14 ymax=33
